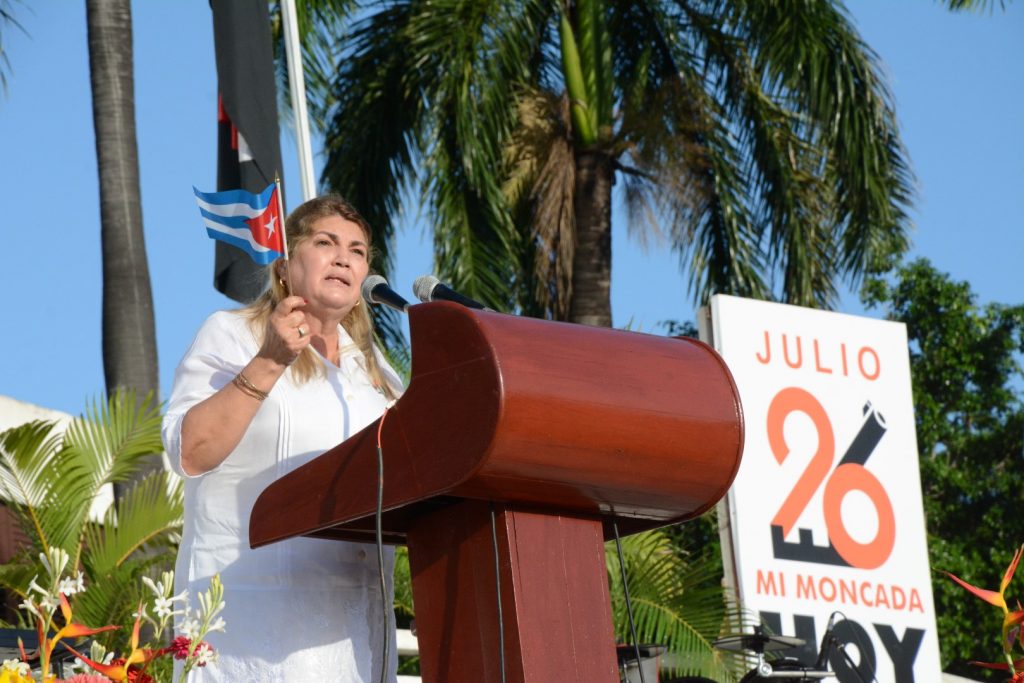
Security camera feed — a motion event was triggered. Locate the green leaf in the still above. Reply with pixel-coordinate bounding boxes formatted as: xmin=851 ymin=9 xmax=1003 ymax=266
xmin=0 ymin=390 xmax=180 ymax=654
xmin=606 ymin=529 xmax=745 ymax=680
xmin=82 ymin=471 xmax=182 ymax=577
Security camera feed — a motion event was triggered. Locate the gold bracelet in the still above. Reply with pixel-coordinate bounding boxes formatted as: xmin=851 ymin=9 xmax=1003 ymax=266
xmin=232 ymin=372 xmax=269 ymax=401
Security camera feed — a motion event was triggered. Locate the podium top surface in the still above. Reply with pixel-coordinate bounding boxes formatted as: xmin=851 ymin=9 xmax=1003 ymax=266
xmin=250 ymin=302 xmax=744 ymax=547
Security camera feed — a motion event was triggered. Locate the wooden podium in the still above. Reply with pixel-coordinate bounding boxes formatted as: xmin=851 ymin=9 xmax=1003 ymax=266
xmin=250 ymin=302 xmax=744 ymax=682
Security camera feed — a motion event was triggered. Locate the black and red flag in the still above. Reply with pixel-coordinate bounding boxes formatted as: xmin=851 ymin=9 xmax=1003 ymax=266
xmin=209 ymin=0 xmax=284 ymax=303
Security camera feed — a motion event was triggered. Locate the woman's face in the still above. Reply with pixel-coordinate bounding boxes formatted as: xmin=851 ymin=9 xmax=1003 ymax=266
xmin=283 ymin=214 xmax=370 ymax=320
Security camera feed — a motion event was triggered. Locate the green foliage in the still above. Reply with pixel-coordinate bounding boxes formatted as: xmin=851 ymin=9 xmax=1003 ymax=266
xmin=0 ymin=391 xmax=183 ymax=652
xmin=943 ymin=0 xmax=1013 ymax=11
xmin=606 ymin=528 xmax=746 ymax=681
xmin=392 ymin=545 xmax=414 ymax=625
xmin=863 ymin=259 xmax=1024 ymax=677
xmin=308 ymin=0 xmax=913 ymax=320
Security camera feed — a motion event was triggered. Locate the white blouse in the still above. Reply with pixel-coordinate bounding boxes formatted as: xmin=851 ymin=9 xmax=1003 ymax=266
xmin=162 ymin=310 xmax=400 ymax=682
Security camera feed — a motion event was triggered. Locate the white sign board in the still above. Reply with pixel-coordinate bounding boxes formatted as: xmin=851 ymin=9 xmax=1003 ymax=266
xmin=708 ymin=295 xmax=941 ymax=682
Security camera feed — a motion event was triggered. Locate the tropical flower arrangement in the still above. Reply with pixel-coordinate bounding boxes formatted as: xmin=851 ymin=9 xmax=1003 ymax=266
xmin=2 ymin=548 xmax=224 ymax=683
xmin=947 ymin=544 xmax=1024 ymax=682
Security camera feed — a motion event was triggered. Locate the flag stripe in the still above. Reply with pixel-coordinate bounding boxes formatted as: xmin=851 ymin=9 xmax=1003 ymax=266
xmin=197 ymin=206 xmax=253 ymax=230
xmin=193 ymin=184 xmax=275 ymax=212
xmin=204 ymin=225 xmax=281 ymax=265
xmin=201 ymin=220 xmax=276 ymax=251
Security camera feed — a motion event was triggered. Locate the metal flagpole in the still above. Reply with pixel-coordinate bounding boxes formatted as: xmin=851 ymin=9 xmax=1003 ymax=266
xmin=281 ymin=0 xmax=317 ymax=203
xmin=275 ymin=174 xmax=292 ymax=297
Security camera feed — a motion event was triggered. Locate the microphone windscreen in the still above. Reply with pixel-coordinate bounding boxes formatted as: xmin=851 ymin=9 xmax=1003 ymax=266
xmin=412 ymin=275 xmax=441 ymax=303
xmin=361 ymin=273 xmax=388 ymax=301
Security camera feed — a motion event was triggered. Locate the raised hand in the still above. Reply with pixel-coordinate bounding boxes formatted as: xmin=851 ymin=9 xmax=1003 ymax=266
xmin=260 ymin=296 xmax=311 ymax=367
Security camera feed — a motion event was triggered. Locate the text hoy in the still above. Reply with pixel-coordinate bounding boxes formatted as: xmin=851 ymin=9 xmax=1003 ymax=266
xmin=761 ymin=610 xmax=925 ymax=683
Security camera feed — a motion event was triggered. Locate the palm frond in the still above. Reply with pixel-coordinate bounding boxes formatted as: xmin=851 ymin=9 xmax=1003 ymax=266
xmin=428 ymin=143 xmax=521 ymax=310
xmin=321 ymin=1 xmax=421 ymax=316
xmin=610 ymin=1 xmax=768 ymax=304
xmin=0 ymin=392 xmax=175 ymax=639
xmin=729 ymin=0 xmax=914 ymax=282
xmin=46 ymin=392 xmax=163 ymax=562
xmin=0 ymin=0 xmax=27 ymax=96
xmin=503 ymin=88 xmax=576 ymax=319
xmin=411 ymin=0 xmax=549 ymax=310
xmin=271 ymin=0 xmax=360 ymax=131
xmin=528 ymin=131 xmax=576 ymax=319
xmin=61 ymin=391 xmax=163 ymax=487
xmin=606 ymin=530 xmax=739 ymax=680
xmin=82 ymin=471 xmax=182 ymax=578
xmin=943 ymin=0 xmax=1010 ymax=10
xmin=712 ymin=35 xmax=839 ymax=307
xmin=0 ymin=420 xmax=65 ymax=554
xmin=0 ymin=552 xmax=40 ymax=601
xmin=678 ymin=115 xmax=769 ymax=305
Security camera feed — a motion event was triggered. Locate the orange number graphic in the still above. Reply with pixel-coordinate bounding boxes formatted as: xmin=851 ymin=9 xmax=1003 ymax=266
xmin=823 ymin=463 xmax=895 ymax=569
xmin=768 ymin=387 xmax=896 ymax=569
xmin=767 ymin=387 xmax=834 ymax=537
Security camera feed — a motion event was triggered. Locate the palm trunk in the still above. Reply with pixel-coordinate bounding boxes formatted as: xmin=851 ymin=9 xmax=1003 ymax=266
xmin=86 ymin=0 xmax=158 ymax=402
xmin=569 ymin=148 xmax=614 ymax=327
xmin=87 ymin=0 xmax=161 ymax=499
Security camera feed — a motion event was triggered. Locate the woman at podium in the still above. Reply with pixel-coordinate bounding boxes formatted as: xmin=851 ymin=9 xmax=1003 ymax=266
xmin=162 ymin=195 xmax=402 ymax=681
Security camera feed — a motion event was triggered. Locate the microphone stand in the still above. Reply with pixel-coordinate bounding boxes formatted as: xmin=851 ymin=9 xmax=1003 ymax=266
xmin=816 ymin=631 xmax=868 ymax=683
xmin=835 ymin=643 xmax=869 ymax=683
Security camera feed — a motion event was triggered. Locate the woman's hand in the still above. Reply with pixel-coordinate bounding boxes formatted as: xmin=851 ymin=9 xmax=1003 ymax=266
xmin=258 ymin=296 xmax=311 ymax=367
xmin=180 ymin=297 xmax=311 ymax=476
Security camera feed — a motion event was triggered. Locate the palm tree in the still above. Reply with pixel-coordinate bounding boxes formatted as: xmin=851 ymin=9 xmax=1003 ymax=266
xmin=313 ymin=0 xmax=913 ymax=324
xmin=85 ymin=0 xmax=159 ymax=413
xmin=0 ymin=392 xmax=183 ymax=651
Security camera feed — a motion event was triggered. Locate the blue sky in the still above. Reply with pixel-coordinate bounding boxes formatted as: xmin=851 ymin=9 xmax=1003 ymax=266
xmin=1 ymin=2 xmax=1021 ymax=416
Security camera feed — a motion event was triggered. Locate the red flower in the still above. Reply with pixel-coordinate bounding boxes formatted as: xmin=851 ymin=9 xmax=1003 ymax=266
xmin=168 ymin=636 xmax=192 ymax=660
xmin=165 ymin=635 xmax=215 ymax=666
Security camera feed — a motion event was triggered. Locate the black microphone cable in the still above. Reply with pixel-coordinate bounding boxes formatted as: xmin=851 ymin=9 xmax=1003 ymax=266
xmin=489 ymin=503 xmax=507 ymax=683
xmin=613 ymin=521 xmax=647 ymax=683
xmin=376 ymin=408 xmax=391 ymax=683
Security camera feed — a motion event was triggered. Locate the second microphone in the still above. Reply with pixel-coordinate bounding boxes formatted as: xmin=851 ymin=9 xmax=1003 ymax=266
xmin=412 ymin=275 xmax=492 ymax=311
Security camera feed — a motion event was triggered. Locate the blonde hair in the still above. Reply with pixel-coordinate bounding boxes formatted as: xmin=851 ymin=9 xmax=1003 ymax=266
xmin=242 ymin=195 xmax=398 ymax=400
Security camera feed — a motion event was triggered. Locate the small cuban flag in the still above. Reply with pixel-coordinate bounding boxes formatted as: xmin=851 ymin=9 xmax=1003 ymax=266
xmin=193 ymin=182 xmax=284 ymax=265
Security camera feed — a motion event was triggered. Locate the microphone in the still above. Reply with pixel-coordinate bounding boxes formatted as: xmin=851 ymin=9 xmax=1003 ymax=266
xmin=361 ymin=274 xmax=411 ymax=313
xmin=815 ymin=613 xmax=837 ymax=671
xmin=412 ymin=275 xmax=491 ymax=311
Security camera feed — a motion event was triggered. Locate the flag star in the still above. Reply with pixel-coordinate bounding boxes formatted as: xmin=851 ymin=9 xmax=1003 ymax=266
xmin=265 ymin=214 xmax=277 ymax=237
